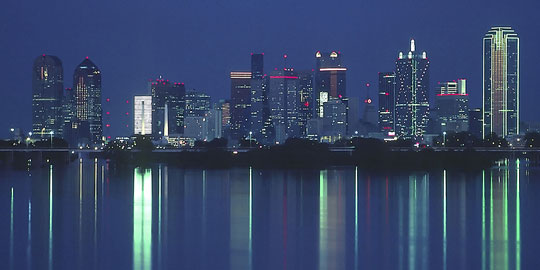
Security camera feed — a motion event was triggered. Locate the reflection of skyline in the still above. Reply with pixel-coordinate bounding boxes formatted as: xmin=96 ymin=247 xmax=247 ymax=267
xmin=0 ymin=159 xmax=532 ymax=269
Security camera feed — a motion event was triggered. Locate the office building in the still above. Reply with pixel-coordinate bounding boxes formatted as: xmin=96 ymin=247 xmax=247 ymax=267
xmin=230 ymin=72 xmax=252 ymax=140
xmin=268 ymin=69 xmax=300 ymax=143
xmin=322 ymin=97 xmax=347 ymax=142
xmin=250 ymin=53 xmax=267 ymax=139
xmin=435 ymin=79 xmax=469 ymax=133
xmin=395 ymin=40 xmax=430 ymax=139
xmin=73 ymin=57 xmax=103 ymax=144
xmin=32 ymin=55 xmax=64 ymax=138
xmin=151 ymin=78 xmax=185 ymax=137
xmin=185 ymin=90 xmax=211 ymax=117
xmin=469 ymin=108 xmax=483 ymax=139
xmin=483 ymin=26 xmax=519 ymax=138
xmin=378 ymin=72 xmax=396 ymax=134
xmin=314 ymin=51 xmax=347 ymax=117
xmin=134 ymin=96 xmax=152 ymax=135
xmin=298 ymin=70 xmax=314 ymax=137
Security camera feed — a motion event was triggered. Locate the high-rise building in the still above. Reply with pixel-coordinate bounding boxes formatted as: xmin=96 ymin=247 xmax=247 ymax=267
xmin=268 ymin=69 xmax=300 ymax=143
xmin=378 ymin=72 xmax=396 ymax=134
xmin=435 ymin=79 xmax=469 ymax=133
xmin=483 ymin=26 xmax=519 ymax=138
xmin=314 ymin=51 xmax=347 ymax=117
xmin=73 ymin=57 xmax=102 ymax=144
xmin=250 ymin=53 xmax=267 ymax=140
xmin=32 ymin=55 xmax=64 ymax=138
xmin=230 ymin=72 xmax=252 ymax=140
xmin=185 ymin=90 xmax=211 ymax=117
xmin=469 ymin=108 xmax=483 ymax=139
xmin=150 ymin=78 xmax=185 ymax=137
xmin=322 ymin=97 xmax=347 ymax=142
xmin=298 ymin=70 xmax=314 ymax=137
xmin=134 ymin=96 xmax=152 ymax=135
xmin=395 ymin=40 xmax=430 ymax=139
xmin=62 ymin=87 xmax=78 ymax=145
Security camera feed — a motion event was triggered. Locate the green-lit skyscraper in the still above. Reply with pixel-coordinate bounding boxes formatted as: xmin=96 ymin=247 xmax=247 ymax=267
xmin=483 ymin=26 xmax=519 ymax=138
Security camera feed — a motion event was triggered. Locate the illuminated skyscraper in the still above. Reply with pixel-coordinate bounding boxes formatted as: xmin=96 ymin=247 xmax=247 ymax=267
xmin=230 ymin=72 xmax=252 ymax=140
xmin=435 ymin=79 xmax=469 ymax=133
xmin=150 ymin=78 xmax=185 ymax=137
xmin=314 ymin=51 xmax=347 ymax=117
xmin=268 ymin=69 xmax=300 ymax=143
xmin=32 ymin=55 xmax=64 ymax=138
xmin=73 ymin=57 xmax=102 ymax=144
xmin=395 ymin=40 xmax=430 ymax=139
xmin=134 ymin=96 xmax=152 ymax=135
xmin=483 ymin=27 xmax=519 ymax=138
xmin=378 ymin=72 xmax=396 ymax=134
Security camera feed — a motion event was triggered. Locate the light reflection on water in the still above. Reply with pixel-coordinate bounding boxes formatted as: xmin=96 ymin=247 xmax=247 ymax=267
xmin=0 ymin=159 xmax=537 ymax=270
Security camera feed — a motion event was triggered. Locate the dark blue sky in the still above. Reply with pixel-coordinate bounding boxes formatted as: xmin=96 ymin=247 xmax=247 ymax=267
xmin=1 ymin=0 xmax=537 ymax=137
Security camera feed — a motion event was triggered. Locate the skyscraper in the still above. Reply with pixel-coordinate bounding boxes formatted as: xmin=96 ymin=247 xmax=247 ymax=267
xmin=150 ymin=78 xmax=185 ymax=137
xmin=314 ymin=51 xmax=347 ymax=117
xmin=435 ymin=79 xmax=469 ymax=133
xmin=32 ymin=55 xmax=64 ymax=138
xmin=250 ymin=53 xmax=266 ymax=139
xmin=297 ymin=70 xmax=314 ymax=137
xmin=73 ymin=57 xmax=102 ymax=144
xmin=230 ymin=71 xmax=252 ymax=140
xmin=378 ymin=72 xmax=396 ymax=134
xmin=483 ymin=26 xmax=519 ymax=138
xmin=395 ymin=40 xmax=430 ymax=139
xmin=268 ymin=69 xmax=300 ymax=143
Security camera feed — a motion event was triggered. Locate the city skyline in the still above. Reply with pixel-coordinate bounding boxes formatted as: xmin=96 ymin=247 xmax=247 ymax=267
xmin=2 ymin=0 xmax=538 ymax=138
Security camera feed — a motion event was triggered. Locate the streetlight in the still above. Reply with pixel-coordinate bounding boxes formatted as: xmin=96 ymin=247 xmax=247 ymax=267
xmin=50 ymin=131 xmax=54 ymax=148
xmin=442 ymin=131 xmax=447 ymax=147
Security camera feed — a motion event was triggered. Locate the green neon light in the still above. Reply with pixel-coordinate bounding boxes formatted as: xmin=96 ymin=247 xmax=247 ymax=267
xmin=133 ymin=168 xmax=152 ymax=270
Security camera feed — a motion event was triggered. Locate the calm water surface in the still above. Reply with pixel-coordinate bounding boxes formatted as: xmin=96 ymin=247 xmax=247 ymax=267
xmin=1 ymin=159 xmax=539 ymax=270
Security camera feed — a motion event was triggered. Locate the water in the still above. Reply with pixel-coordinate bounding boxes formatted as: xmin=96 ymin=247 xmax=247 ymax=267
xmin=1 ymin=159 xmax=539 ymax=270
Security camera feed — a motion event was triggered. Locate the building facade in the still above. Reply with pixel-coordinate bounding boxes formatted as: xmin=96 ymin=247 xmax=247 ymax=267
xmin=32 ymin=55 xmax=64 ymax=138
xmin=134 ymin=96 xmax=152 ymax=135
xmin=483 ymin=26 xmax=519 ymax=138
xmin=395 ymin=40 xmax=430 ymax=140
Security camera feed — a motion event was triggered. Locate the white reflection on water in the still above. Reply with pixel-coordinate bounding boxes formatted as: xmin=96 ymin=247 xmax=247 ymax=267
xmin=48 ymin=165 xmax=53 ymax=270
xmin=133 ymin=168 xmax=152 ymax=270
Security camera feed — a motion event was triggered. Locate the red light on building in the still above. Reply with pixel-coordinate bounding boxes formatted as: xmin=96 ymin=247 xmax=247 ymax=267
xmin=126 ymin=112 xmax=129 ymax=115
xmin=106 ymin=124 xmax=111 ymax=128
xmin=106 ymin=98 xmax=110 ymax=102
xmin=106 ymin=112 xmax=110 ymax=115
xmin=385 ymin=93 xmax=389 ymax=96
xmin=283 ymin=54 xmax=288 ymax=58
xmin=86 ymin=56 xmax=89 ymax=59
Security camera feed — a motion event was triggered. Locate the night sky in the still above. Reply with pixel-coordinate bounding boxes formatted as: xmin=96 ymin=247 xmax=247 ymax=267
xmin=1 ymin=0 xmax=538 ymax=138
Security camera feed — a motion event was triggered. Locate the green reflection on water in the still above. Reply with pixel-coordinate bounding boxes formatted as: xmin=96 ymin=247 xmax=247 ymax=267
xmin=133 ymin=168 xmax=152 ymax=270
xmin=318 ymin=170 xmax=327 ymax=270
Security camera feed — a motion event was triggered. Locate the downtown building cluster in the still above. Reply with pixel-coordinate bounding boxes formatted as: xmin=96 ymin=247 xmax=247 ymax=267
xmin=377 ymin=26 xmax=520 ymax=144
xmin=28 ymin=26 xmax=520 ymax=147
xmin=32 ymin=55 xmax=103 ymax=147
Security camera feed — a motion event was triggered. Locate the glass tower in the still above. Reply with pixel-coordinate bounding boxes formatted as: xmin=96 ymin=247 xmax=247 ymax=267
xmin=483 ymin=26 xmax=519 ymax=138
xmin=73 ymin=57 xmax=102 ymax=145
xmin=32 ymin=55 xmax=64 ymax=138
xmin=378 ymin=72 xmax=396 ymax=134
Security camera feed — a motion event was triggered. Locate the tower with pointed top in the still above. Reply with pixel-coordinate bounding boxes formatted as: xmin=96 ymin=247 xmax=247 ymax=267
xmin=395 ymin=39 xmax=430 ymax=140
xmin=483 ymin=26 xmax=519 ymax=138
xmin=73 ymin=57 xmax=102 ymax=144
